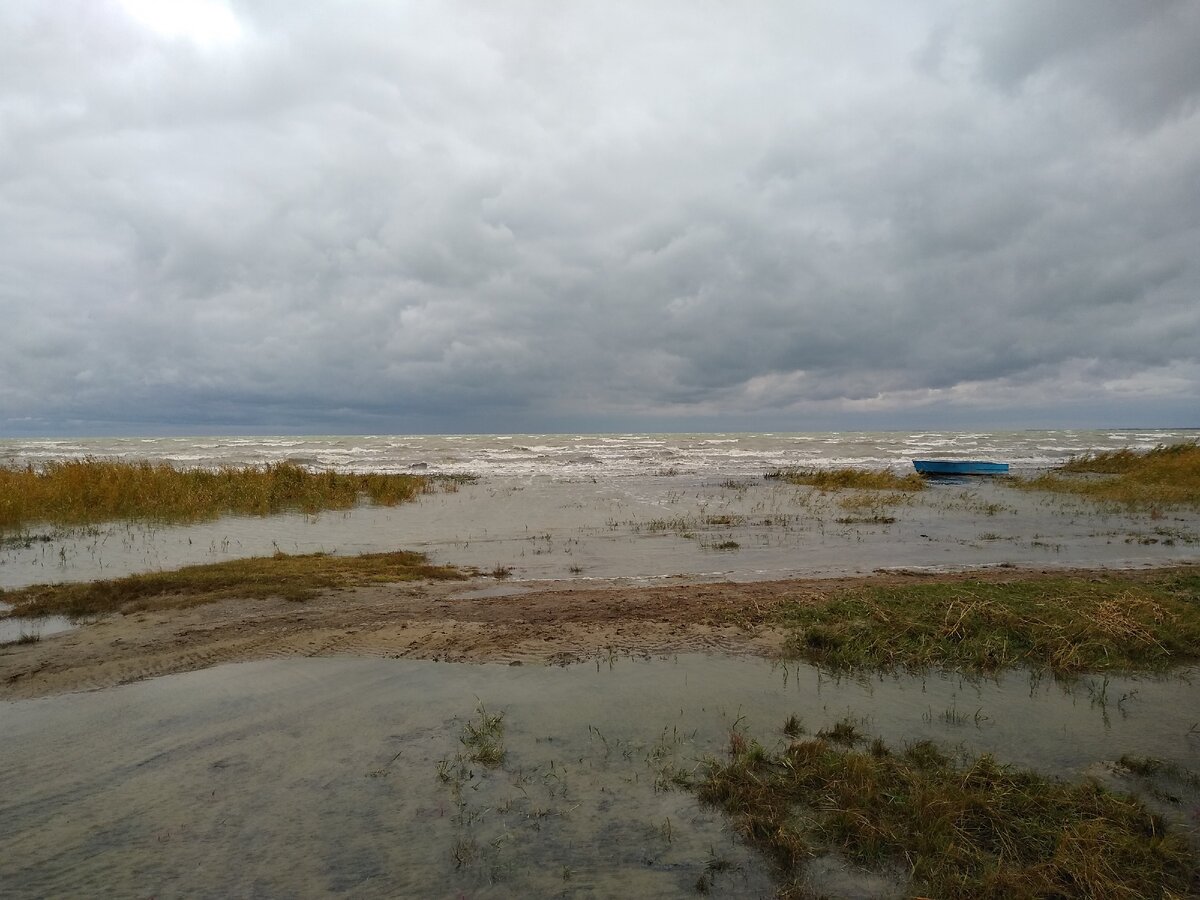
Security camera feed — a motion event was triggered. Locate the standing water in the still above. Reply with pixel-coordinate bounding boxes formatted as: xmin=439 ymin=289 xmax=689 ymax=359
xmin=1 ymin=655 xmax=1196 ymax=898
xmin=2 ymin=430 xmax=1197 ymax=589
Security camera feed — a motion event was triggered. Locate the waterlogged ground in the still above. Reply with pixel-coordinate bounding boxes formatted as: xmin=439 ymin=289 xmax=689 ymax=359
xmin=0 ymin=602 xmax=75 ymax=643
xmin=3 ymin=473 xmax=1198 ymax=592
xmin=2 ymin=655 xmax=1197 ymax=898
xmin=3 ymin=436 xmax=1198 ymax=897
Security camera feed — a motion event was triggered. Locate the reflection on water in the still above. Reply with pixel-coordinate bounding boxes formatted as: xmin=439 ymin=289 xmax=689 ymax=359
xmin=0 ymin=612 xmax=76 ymax=644
xmin=1 ymin=655 xmax=1196 ymax=898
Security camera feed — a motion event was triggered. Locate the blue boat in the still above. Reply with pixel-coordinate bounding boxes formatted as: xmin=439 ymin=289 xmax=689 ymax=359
xmin=913 ymin=460 xmax=1009 ymax=476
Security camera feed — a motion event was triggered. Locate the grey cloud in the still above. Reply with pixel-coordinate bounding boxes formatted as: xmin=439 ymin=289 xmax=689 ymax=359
xmin=1 ymin=1 xmax=1198 ymax=435
xmin=962 ymin=1 xmax=1200 ymax=129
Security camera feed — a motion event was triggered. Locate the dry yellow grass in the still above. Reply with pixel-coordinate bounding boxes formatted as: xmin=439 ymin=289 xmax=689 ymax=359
xmin=1 ymin=550 xmax=466 ymax=617
xmin=767 ymin=467 xmax=925 ymax=492
xmin=769 ymin=569 xmax=1200 ymax=673
xmin=0 ymin=459 xmax=440 ymax=531
xmin=1019 ymin=442 xmax=1200 ymax=507
xmin=697 ymin=726 xmax=1195 ymax=899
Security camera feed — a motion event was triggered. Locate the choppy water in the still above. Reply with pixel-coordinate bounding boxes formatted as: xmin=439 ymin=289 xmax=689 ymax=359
xmin=3 ymin=430 xmax=1199 ymax=592
xmin=2 ymin=655 xmax=1196 ymax=898
xmin=2 ymin=429 xmax=1195 ymax=478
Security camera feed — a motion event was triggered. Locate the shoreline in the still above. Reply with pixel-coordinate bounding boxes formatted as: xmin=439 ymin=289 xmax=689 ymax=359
xmin=4 ymin=563 xmax=1196 ymax=700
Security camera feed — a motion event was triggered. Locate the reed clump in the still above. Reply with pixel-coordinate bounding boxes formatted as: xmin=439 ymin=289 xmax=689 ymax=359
xmin=1019 ymin=441 xmax=1200 ymax=507
xmin=697 ymin=725 xmax=1194 ymax=899
xmin=0 ymin=460 xmax=437 ymax=532
xmin=0 ymin=550 xmax=466 ymax=618
xmin=767 ymin=467 xmax=925 ymax=492
xmin=460 ymin=705 xmax=506 ymax=766
xmin=772 ymin=570 xmax=1200 ymax=673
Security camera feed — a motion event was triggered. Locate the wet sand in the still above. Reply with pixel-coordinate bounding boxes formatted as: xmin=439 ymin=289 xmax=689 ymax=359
xmin=2 ymin=564 xmax=1194 ymax=701
xmin=3 ymin=472 xmax=1199 ymax=699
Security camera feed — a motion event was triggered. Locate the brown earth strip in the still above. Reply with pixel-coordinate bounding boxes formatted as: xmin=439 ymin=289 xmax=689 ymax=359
xmin=0 ymin=566 xmax=1190 ymax=700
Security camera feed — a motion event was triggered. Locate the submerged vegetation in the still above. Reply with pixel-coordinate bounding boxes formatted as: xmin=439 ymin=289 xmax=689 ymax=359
xmin=768 ymin=570 xmax=1200 ymax=673
xmin=696 ymin=723 xmax=1195 ymax=899
xmin=460 ymin=705 xmax=506 ymax=767
xmin=0 ymin=459 xmax=462 ymax=532
xmin=0 ymin=550 xmax=465 ymax=618
xmin=767 ymin=466 xmax=925 ymax=492
xmin=1020 ymin=441 xmax=1200 ymax=507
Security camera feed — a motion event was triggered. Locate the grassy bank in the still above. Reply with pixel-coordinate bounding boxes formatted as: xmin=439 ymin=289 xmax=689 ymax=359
xmin=0 ymin=460 xmax=458 ymax=532
xmin=696 ymin=724 xmax=1194 ymax=898
xmin=767 ymin=570 xmax=1200 ymax=673
xmin=0 ymin=550 xmax=466 ymax=618
xmin=766 ymin=467 xmax=925 ymax=492
xmin=1020 ymin=441 xmax=1200 ymax=507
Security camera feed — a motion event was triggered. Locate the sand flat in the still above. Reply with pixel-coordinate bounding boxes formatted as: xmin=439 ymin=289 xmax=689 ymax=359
xmin=5 ymin=565 xmax=1194 ymax=700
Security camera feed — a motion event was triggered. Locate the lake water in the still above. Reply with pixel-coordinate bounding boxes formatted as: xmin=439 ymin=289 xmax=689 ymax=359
xmin=2 ymin=430 xmax=1198 ymax=590
xmin=3 ymin=429 xmax=1194 ymax=477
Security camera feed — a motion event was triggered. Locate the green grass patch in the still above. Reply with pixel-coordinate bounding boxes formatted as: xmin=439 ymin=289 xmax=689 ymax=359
xmin=770 ymin=570 xmax=1200 ymax=673
xmin=0 ymin=459 xmax=454 ymax=532
xmin=1019 ymin=442 xmax=1200 ymax=507
xmin=696 ymin=726 xmax=1194 ymax=899
xmin=460 ymin=705 xmax=506 ymax=766
xmin=0 ymin=550 xmax=466 ymax=618
xmin=766 ymin=467 xmax=925 ymax=492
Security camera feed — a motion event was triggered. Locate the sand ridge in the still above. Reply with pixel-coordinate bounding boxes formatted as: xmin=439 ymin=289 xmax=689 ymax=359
xmin=0 ymin=566 xmax=1176 ymax=700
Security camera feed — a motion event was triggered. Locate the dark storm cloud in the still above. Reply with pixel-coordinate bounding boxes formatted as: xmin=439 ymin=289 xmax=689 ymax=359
xmin=1 ymin=0 xmax=1197 ymax=435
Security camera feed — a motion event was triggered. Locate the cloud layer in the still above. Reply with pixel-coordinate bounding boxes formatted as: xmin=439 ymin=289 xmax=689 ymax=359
xmin=3 ymin=0 xmax=1198 ymax=434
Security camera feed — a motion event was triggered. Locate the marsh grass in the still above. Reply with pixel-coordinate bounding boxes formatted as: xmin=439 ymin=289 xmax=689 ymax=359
xmin=1117 ymin=755 xmax=1200 ymax=789
xmin=0 ymin=459 xmax=442 ymax=532
xmin=770 ymin=570 xmax=1200 ymax=673
xmin=461 ymin=705 xmax=506 ymax=766
xmin=0 ymin=550 xmax=465 ymax=618
xmin=1019 ymin=442 xmax=1200 ymax=507
xmin=697 ymin=726 xmax=1194 ymax=899
xmin=767 ymin=467 xmax=925 ymax=492
xmin=0 ymin=632 xmax=41 ymax=648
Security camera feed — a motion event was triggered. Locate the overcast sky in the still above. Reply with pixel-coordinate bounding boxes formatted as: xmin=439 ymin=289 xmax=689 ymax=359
xmin=2 ymin=1 xmax=1198 ymax=436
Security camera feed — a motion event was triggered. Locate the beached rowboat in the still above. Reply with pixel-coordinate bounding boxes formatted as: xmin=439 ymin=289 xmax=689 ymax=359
xmin=913 ymin=460 xmax=1009 ymax=476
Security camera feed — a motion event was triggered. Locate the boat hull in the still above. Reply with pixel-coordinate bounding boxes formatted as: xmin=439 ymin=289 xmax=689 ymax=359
xmin=913 ymin=460 xmax=1009 ymax=476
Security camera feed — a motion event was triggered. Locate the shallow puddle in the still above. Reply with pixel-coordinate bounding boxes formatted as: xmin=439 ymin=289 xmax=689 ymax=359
xmin=1 ymin=655 xmax=1196 ymax=897
xmin=0 ymin=602 xmax=77 ymax=644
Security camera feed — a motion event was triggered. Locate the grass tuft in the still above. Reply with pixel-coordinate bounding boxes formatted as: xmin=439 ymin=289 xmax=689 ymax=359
xmin=461 ymin=704 xmax=506 ymax=766
xmin=697 ymin=726 xmax=1195 ymax=899
xmin=1019 ymin=442 xmax=1200 ymax=507
xmin=0 ymin=460 xmax=440 ymax=532
xmin=769 ymin=570 xmax=1200 ymax=674
xmin=0 ymin=550 xmax=465 ymax=618
xmin=766 ymin=467 xmax=925 ymax=492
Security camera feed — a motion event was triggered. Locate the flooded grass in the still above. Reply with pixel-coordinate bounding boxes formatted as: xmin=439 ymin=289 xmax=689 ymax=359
xmin=767 ymin=467 xmax=925 ymax=492
xmin=0 ymin=632 xmax=40 ymax=648
xmin=4 ymin=653 xmax=1198 ymax=897
xmin=461 ymin=705 xmax=506 ymax=766
xmin=1019 ymin=441 xmax=1200 ymax=508
xmin=696 ymin=722 xmax=1196 ymax=899
xmin=1117 ymin=755 xmax=1200 ymax=789
xmin=0 ymin=459 xmax=441 ymax=532
xmin=768 ymin=569 xmax=1200 ymax=674
xmin=0 ymin=550 xmax=465 ymax=618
